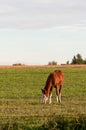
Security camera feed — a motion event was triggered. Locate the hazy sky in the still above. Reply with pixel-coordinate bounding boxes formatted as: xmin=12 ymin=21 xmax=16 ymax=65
xmin=0 ymin=0 xmax=86 ymax=65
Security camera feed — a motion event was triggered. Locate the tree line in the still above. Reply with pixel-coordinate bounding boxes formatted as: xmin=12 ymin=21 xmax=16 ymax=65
xmin=48 ymin=53 xmax=86 ymax=65
xmin=71 ymin=53 xmax=86 ymax=64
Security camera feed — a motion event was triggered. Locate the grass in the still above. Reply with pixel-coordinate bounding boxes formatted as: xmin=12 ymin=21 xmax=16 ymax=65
xmin=40 ymin=115 xmax=86 ymax=130
xmin=0 ymin=67 xmax=86 ymax=129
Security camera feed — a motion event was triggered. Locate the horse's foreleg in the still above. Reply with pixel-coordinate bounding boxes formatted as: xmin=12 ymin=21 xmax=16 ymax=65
xmin=49 ymin=93 xmax=52 ymax=104
xmin=49 ymin=87 xmax=53 ymax=104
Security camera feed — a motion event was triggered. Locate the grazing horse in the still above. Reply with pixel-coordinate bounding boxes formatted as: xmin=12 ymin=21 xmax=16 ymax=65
xmin=41 ymin=70 xmax=64 ymax=104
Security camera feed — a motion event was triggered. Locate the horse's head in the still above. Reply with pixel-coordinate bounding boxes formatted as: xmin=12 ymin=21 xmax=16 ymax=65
xmin=41 ymin=89 xmax=48 ymax=104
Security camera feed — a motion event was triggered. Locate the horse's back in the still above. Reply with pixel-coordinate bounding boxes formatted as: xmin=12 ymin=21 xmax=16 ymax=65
xmin=55 ymin=70 xmax=64 ymax=78
xmin=46 ymin=70 xmax=64 ymax=87
xmin=52 ymin=70 xmax=64 ymax=85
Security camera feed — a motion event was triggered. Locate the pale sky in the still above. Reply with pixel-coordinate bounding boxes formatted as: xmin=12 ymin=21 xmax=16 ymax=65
xmin=0 ymin=0 xmax=86 ymax=65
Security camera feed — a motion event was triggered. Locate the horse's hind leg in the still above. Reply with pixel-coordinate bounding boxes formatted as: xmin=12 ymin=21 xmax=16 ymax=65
xmin=56 ymin=87 xmax=59 ymax=103
xmin=59 ymin=93 xmax=61 ymax=103
xmin=59 ymin=85 xmax=62 ymax=103
xmin=56 ymin=86 xmax=62 ymax=103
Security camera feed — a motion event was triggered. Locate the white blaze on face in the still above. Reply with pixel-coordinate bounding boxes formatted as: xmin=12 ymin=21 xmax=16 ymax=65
xmin=42 ymin=94 xmax=48 ymax=104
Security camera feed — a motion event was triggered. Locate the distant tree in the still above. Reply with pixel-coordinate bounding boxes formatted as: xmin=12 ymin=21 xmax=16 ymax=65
xmin=66 ymin=61 xmax=69 ymax=64
xmin=48 ymin=62 xmax=52 ymax=65
xmin=48 ymin=61 xmax=57 ymax=65
xmin=71 ymin=56 xmax=77 ymax=64
xmin=76 ymin=54 xmax=84 ymax=64
xmin=71 ymin=53 xmax=84 ymax=64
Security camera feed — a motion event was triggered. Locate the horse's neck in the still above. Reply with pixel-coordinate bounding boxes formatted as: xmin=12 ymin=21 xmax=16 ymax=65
xmin=44 ymin=81 xmax=52 ymax=96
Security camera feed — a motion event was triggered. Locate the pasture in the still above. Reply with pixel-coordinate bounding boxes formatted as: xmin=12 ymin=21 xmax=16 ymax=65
xmin=0 ymin=66 xmax=86 ymax=129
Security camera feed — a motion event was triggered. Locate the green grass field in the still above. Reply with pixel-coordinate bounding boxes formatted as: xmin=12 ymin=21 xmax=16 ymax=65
xmin=0 ymin=67 xmax=86 ymax=129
